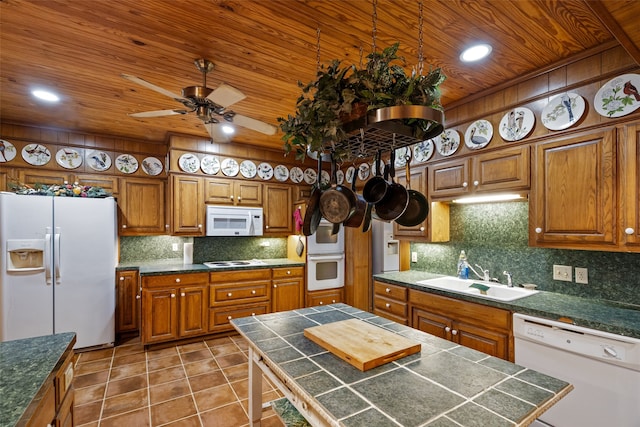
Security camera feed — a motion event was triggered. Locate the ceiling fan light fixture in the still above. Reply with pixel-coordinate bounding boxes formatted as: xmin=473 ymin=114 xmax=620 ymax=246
xmin=31 ymin=89 xmax=60 ymax=102
xmin=221 ymin=124 xmax=235 ymax=134
xmin=460 ymin=43 xmax=492 ymax=62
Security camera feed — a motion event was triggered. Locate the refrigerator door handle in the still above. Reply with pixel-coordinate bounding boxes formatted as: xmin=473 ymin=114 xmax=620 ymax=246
xmin=54 ymin=227 xmax=61 ymax=284
xmin=45 ymin=227 xmax=52 ymax=285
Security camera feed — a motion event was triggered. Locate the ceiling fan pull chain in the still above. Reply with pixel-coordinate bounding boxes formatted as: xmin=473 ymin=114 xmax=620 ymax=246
xmin=418 ymin=0 xmax=424 ymax=75
xmin=371 ymin=0 xmax=377 ymax=54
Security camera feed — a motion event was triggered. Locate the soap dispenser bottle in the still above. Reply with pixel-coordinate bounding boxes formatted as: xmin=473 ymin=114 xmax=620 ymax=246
xmin=457 ymin=250 xmax=469 ymax=280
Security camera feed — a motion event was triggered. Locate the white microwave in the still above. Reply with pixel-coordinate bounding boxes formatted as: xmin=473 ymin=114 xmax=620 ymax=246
xmin=206 ymin=205 xmax=263 ymax=236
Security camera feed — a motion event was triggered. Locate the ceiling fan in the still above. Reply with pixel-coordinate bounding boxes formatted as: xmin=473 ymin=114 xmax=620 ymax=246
xmin=122 ymin=59 xmax=277 ymax=142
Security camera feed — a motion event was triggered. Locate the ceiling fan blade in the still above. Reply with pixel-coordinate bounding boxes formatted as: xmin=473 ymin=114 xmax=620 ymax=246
xmin=206 ymin=83 xmax=246 ymax=108
xmin=204 ymin=122 xmax=232 ymax=143
xmin=128 ymin=109 xmax=188 ymax=118
xmin=232 ymin=114 xmax=277 ymax=135
xmin=121 ymin=73 xmax=189 ymax=103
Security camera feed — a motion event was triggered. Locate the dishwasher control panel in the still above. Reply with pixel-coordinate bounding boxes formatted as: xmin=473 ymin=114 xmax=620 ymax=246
xmin=513 ymin=313 xmax=640 ymax=371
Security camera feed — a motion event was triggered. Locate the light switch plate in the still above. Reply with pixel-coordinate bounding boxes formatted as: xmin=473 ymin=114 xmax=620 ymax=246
xmin=411 ymin=252 xmax=418 ymax=263
xmin=553 ymin=264 xmax=572 ymax=282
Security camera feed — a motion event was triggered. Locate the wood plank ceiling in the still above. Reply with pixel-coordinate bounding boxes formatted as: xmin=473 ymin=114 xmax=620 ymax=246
xmin=1 ymin=0 xmax=638 ymax=151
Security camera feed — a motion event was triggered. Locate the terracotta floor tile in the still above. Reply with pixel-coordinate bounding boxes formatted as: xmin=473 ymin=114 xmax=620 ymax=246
xmin=230 ymin=378 xmax=273 ymax=400
xmin=181 ymin=348 xmax=213 ymax=364
xmin=148 ymin=365 xmax=186 ymax=386
xmin=148 ymin=354 xmax=182 ymax=372
xmin=73 ymin=400 xmax=102 ymax=425
xmin=221 ymin=363 xmax=248 ymax=382
xmin=109 ymin=361 xmax=146 ymax=380
xmin=188 ymin=370 xmax=228 ymax=392
xmin=101 ymin=388 xmax=149 ymax=419
xmin=106 ymin=373 xmax=148 ymax=397
xmin=77 ymin=348 xmax=114 ymax=363
xmin=74 ymin=422 xmax=99 ymax=427
xmin=200 ymin=402 xmax=249 ymax=427
xmin=112 ymin=352 xmax=147 ymax=367
xmin=184 ymin=358 xmax=220 ymax=377
xmin=193 ymin=384 xmax=237 ymax=412
xmin=74 ymin=370 xmax=109 ymax=389
xmin=205 ymin=336 xmax=235 ymax=347
xmin=215 ymin=352 xmax=247 ymax=368
xmin=162 ymin=415 xmax=202 ymax=427
xmin=261 ymin=414 xmax=286 ymax=427
xmin=147 ymin=346 xmax=178 ymax=360
xmin=178 ymin=341 xmax=207 ymax=353
xmin=114 ymin=342 xmax=145 ymax=356
xmin=210 ymin=343 xmax=241 ymax=357
xmin=149 ymin=378 xmax=191 ymax=405
xmin=150 ymin=395 xmax=198 ymax=426
xmin=74 ymin=383 xmax=106 ymax=406
xmin=232 ymin=338 xmax=249 ymax=351
xmin=99 ymin=407 xmax=150 ymax=427
xmin=75 ymin=358 xmax=112 ymax=376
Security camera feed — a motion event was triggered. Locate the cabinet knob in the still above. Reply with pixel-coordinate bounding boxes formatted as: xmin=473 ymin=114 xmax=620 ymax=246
xmin=251 ymin=290 xmax=256 ymax=294
xmin=273 ymin=284 xmax=278 ymax=288
xmin=331 ymin=299 xmax=336 ymax=303
xmin=319 ymin=301 xmax=323 ymax=305
xmin=251 ymin=313 xmax=256 ymax=316
xmin=171 ymin=293 xmax=176 ymax=298
xmin=535 ymin=227 xmax=542 ymax=234
xmin=230 ymin=195 xmax=234 ymax=200
xmin=227 ymin=315 xmax=232 ymax=320
xmin=227 ymin=292 xmax=232 ymax=297
xmin=385 ymin=288 xmax=391 ymax=293
xmin=385 ymin=303 xmax=391 ymax=308
xmin=625 ymin=227 xmax=635 ymax=235
xmin=136 ymin=295 xmax=140 ymax=300
xmin=165 ymin=224 xmax=169 ymax=229
xmin=237 ymin=196 xmax=241 ymax=201
xmin=462 ymin=182 xmax=468 ymax=188
xmin=119 ymin=276 xmax=124 ymax=281
xmin=445 ymin=326 xmax=451 ymax=333
xmin=473 ymin=180 xmax=479 ymax=187
xmin=419 ymin=226 xmax=425 ymax=232
xmin=265 ymin=225 xmax=269 ymax=229
xmin=287 ymin=270 xmax=291 ymax=275
xmin=452 ymin=329 xmax=458 ymax=336
xmin=181 ymin=292 xmax=185 ymax=297
xmin=198 ymin=224 xmax=202 ymax=229
xmin=122 ymin=224 xmax=127 ymax=229
xmin=175 ymin=278 xmax=181 ymax=283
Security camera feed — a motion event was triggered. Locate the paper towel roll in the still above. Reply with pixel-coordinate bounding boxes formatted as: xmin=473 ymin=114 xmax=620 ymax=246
xmin=183 ymin=242 xmax=193 ymax=264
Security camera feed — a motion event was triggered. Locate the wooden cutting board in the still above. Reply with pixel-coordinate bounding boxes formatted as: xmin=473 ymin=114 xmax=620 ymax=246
xmin=304 ymin=319 xmax=421 ymax=371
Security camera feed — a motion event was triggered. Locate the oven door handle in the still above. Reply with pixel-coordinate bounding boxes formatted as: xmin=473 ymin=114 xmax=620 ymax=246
xmin=308 ymin=254 xmax=344 ymax=262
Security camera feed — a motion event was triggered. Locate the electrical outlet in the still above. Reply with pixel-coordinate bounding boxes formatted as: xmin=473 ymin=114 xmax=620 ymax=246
xmin=172 ymin=243 xmax=179 ymax=251
xmin=575 ymin=267 xmax=588 ymax=284
xmin=553 ymin=264 xmax=572 ymax=282
xmin=411 ymin=252 xmax=418 ymax=263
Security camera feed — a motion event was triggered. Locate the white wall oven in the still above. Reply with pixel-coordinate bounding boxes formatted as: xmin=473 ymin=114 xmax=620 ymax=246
xmin=307 ymin=220 xmax=345 ymax=291
xmin=306 ymin=220 xmax=344 ymax=254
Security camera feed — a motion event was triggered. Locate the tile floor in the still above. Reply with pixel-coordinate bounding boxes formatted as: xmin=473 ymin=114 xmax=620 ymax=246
xmin=73 ymin=335 xmax=286 ymax=427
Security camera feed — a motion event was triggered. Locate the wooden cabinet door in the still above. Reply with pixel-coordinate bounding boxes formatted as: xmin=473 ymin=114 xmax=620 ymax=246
xmin=74 ymin=173 xmax=119 ymax=195
xmin=454 ymin=320 xmax=510 ymax=360
xmin=272 ymin=278 xmax=303 ymax=312
xmin=171 ymin=175 xmax=204 ymax=235
xmin=119 ymin=178 xmax=166 ymax=235
xmin=18 ymin=169 xmax=70 ymax=187
xmin=178 ymin=285 xmax=208 ymax=337
xmin=116 ymin=270 xmax=139 ymax=333
xmin=235 ymin=181 xmax=262 ymax=205
xmin=620 ymin=123 xmax=640 ymax=249
xmin=531 ymin=129 xmax=616 ymax=249
xmin=472 ymin=145 xmax=530 ymax=193
xmin=412 ymin=307 xmax=450 ymax=339
xmin=306 ymin=288 xmax=344 ymax=307
xmin=263 ymin=183 xmax=292 ymax=234
xmin=204 ymin=178 xmax=234 ymax=204
xmin=142 ymin=288 xmax=178 ymax=344
xmin=428 ymin=158 xmax=470 ymax=198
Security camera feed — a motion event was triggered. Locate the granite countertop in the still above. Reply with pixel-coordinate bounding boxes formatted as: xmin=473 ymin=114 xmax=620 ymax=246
xmin=0 ymin=332 xmax=76 ymax=427
xmin=117 ymin=258 xmax=305 ymax=276
xmin=232 ymin=304 xmax=572 ymax=427
xmin=374 ymin=271 xmax=640 ymax=339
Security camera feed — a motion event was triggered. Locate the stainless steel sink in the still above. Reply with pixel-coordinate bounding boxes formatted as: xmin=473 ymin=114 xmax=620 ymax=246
xmin=416 ymin=276 xmax=538 ymax=301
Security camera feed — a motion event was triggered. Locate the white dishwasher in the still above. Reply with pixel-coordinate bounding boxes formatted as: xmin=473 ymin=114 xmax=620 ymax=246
xmin=513 ymin=313 xmax=640 ymax=427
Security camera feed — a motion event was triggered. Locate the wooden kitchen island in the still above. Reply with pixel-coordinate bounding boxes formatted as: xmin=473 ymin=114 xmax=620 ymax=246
xmin=232 ymin=304 xmax=572 ymax=427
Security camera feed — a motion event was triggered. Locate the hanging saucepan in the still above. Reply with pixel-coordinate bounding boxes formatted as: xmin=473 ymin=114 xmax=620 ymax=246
xmin=319 ymin=154 xmax=357 ymax=224
xmin=344 ymin=163 xmax=367 ymax=228
xmin=362 ymin=150 xmax=388 ymax=204
xmin=395 ymin=157 xmax=429 ymax=227
xmin=302 ymin=155 xmax=324 ymax=236
xmin=373 ymin=149 xmax=409 ymax=221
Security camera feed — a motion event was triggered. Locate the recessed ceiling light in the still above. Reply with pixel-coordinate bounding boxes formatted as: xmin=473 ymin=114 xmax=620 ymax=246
xmin=31 ymin=89 xmax=60 ymax=102
xmin=222 ymin=125 xmax=235 ymax=135
xmin=460 ymin=44 xmax=492 ymax=62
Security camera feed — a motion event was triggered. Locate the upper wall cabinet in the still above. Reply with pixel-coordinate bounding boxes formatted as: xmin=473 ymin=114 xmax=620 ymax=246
xmin=530 ymin=128 xmax=616 ymax=250
xmin=204 ymin=178 xmax=262 ymax=206
xmin=619 ymin=123 xmax=640 ymax=250
xmin=428 ymin=146 xmax=530 ymax=200
xmin=119 ymin=178 xmax=166 ymax=235
xmin=171 ymin=175 xmax=205 ymax=236
xmin=263 ymin=183 xmax=293 ymax=235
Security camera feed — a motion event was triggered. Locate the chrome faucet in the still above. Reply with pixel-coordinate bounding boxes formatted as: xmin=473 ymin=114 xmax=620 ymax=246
xmin=473 ymin=264 xmax=491 ymax=281
xmin=503 ymin=271 xmax=514 ymax=287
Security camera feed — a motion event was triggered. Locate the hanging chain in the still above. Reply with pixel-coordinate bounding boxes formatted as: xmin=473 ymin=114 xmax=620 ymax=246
xmin=371 ymin=0 xmax=377 ymax=54
xmin=316 ymin=27 xmax=321 ymax=70
xmin=418 ymin=0 xmax=424 ymax=75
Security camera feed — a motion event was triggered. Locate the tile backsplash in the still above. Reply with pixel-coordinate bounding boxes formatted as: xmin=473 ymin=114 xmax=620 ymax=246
xmin=411 ymin=202 xmax=640 ymax=305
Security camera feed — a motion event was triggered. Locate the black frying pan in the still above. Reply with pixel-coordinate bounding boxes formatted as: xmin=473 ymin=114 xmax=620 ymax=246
xmin=395 ymin=158 xmax=429 ymax=227
xmin=319 ymin=155 xmax=357 ymax=224
xmin=373 ymin=150 xmax=409 ymax=221
xmin=302 ymin=156 xmax=323 ymax=236
xmin=343 ymin=164 xmax=366 ymax=228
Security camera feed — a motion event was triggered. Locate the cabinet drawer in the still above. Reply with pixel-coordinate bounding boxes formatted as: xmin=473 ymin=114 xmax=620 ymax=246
xmin=374 ymin=281 xmax=407 ymax=301
xmin=55 ymin=351 xmax=74 ymax=407
xmin=210 ymin=282 xmax=270 ymax=305
xmin=209 ymin=303 xmax=269 ymax=331
xmin=374 ymin=295 xmax=407 ymax=317
xmin=272 ymin=266 xmax=304 ymax=279
xmin=142 ymin=272 xmax=208 ymax=288
xmin=373 ymin=308 xmax=408 ymax=325
xmin=209 ymin=269 xmax=271 ymax=283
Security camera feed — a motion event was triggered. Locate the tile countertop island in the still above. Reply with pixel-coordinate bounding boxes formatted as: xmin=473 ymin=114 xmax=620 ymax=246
xmin=0 ymin=332 xmax=76 ymax=427
xmin=374 ymin=271 xmax=640 ymax=339
xmin=231 ymin=304 xmax=572 ymax=427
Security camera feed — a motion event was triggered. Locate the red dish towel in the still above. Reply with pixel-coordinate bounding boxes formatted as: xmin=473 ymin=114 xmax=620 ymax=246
xmin=293 ymin=208 xmax=304 ymax=233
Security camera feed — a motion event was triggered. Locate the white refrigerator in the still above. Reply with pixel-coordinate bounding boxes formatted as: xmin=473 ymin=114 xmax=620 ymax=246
xmin=0 ymin=192 xmax=117 ymax=349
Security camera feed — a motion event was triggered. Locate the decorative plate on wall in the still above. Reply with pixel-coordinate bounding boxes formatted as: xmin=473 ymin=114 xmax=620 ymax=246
xmin=464 ymin=119 xmax=493 ymax=149
xmin=22 ymin=144 xmax=51 ymax=166
xmin=499 ymin=107 xmax=535 ymax=141
xmin=141 ymin=157 xmax=163 ymax=176
xmin=413 ymin=139 xmax=434 ymax=163
xmin=274 ymin=165 xmax=289 ymax=182
xmin=86 ymin=150 xmax=111 ymax=171
xmin=178 ymin=153 xmax=200 ymax=173
xmin=336 ymin=169 xmax=345 ymax=185
xmin=258 ymin=162 xmax=274 ymax=180
xmin=394 ymin=146 xmax=411 ymax=167
xmin=56 ymin=148 xmax=83 ymax=169
xmin=345 ymin=166 xmax=356 ymax=183
xmin=0 ymin=139 xmax=17 ymax=163
xmin=303 ymin=167 xmax=316 ymax=184
xmin=221 ymin=158 xmax=239 ymax=177
xmin=320 ymin=170 xmax=330 ymax=186
xmin=289 ymin=166 xmax=304 ymax=183
xmin=200 ymin=155 xmax=220 ymax=175
xmin=542 ymin=92 xmax=586 ymax=130
xmin=116 ymin=154 xmax=139 ymax=174
xmin=594 ymin=73 xmax=640 ymax=118
xmin=357 ymin=162 xmax=370 ymax=181
xmin=434 ymin=130 xmax=460 ymax=156
xmin=240 ymin=160 xmax=257 ymax=178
